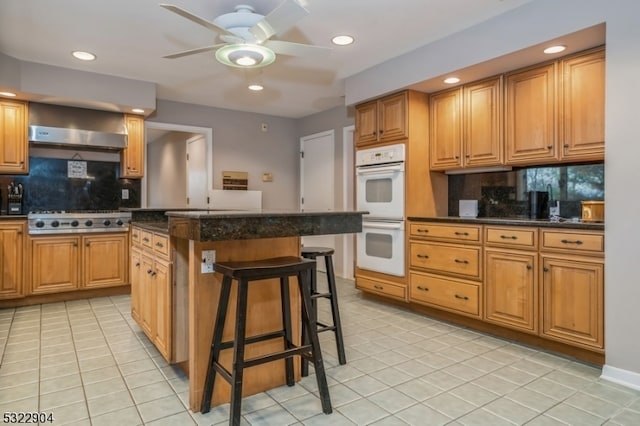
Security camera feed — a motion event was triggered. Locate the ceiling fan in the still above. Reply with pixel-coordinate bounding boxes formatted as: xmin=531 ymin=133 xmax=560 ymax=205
xmin=160 ymin=0 xmax=331 ymax=68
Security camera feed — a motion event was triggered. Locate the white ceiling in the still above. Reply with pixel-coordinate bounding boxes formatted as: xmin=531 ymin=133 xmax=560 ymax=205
xmin=0 ymin=0 xmax=602 ymax=119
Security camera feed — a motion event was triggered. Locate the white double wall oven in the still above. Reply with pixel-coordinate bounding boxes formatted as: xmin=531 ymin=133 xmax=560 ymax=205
xmin=356 ymin=143 xmax=406 ymax=277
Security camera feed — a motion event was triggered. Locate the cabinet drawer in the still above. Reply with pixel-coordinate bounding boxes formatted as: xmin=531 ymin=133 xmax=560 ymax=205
xmin=410 ymin=272 xmax=480 ymax=317
xmin=541 ymin=229 xmax=604 ymax=255
xmin=140 ymin=230 xmax=153 ymax=249
xmin=485 ymin=226 xmax=537 ymax=250
xmin=131 ymin=227 xmax=142 ymax=245
xmin=410 ymin=223 xmax=481 ymax=243
xmin=410 ymin=242 xmax=481 ymax=279
xmin=152 ymin=233 xmax=170 ymax=257
xmin=356 ymin=277 xmax=406 ymax=301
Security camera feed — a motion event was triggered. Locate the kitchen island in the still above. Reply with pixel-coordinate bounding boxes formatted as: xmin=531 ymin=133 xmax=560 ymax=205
xmin=163 ymin=209 xmax=363 ymax=412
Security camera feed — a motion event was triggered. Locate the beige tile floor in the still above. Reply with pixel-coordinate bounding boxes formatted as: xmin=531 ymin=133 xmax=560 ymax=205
xmin=1 ymin=274 xmax=640 ymax=425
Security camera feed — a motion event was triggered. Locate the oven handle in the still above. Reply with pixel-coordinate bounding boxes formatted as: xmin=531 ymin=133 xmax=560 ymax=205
xmin=362 ymin=221 xmax=404 ymax=230
xmin=356 ymin=162 xmax=404 ymax=175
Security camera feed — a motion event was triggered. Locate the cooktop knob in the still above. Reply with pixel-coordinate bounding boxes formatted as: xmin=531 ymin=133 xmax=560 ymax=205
xmin=71 ymin=220 xmax=79 ymax=227
xmin=51 ymin=220 xmax=60 ymax=228
xmin=116 ymin=219 xmax=124 ymax=226
xmin=103 ymin=219 xmax=111 ymax=226
xmin=85 ymin=220 xmax=93 ymax=227
xmin=35 ymin=220 xmax=45 ymax=228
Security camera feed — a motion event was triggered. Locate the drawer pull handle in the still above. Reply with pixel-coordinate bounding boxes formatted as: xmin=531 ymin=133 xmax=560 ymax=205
xmin=374 ymin=284 xmax=384 ymax=290
xmin=133 ymin=233 xmax=138 ymax=238
xmin=417 ymin=229 xmax=429 ymax=233
xmin=454 ymin=259 xmax=469 ymax=264
xmin=417 ymin=286 xmax=429 ymax=292
xmin=454 ymin=232 xmax=469 ymax=236
xmin=500 ymin=235 xmax=518 ymax=240
xmin=454 ymin=294 xmax=469 ymax=300
xmin=417 ymin=254 xmax=429 ymax=259
xmin=143 ymin=237 xmax=150 ymax=242
xmin=561 ymin=239 xmax=583 ymax=245
xmin=155 ymin=242 xmax=164 ymax=248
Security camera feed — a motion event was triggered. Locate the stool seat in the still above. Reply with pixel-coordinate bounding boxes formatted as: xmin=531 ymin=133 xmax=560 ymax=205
xmin=300 ymin=246 xmax=346 ymax=376
xmin=201 ymin=256 xmax=332 ymax=425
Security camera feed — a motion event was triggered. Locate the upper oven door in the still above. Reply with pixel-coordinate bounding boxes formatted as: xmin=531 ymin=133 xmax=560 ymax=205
xmin=356 ymin=162 xmax=405 ymax=219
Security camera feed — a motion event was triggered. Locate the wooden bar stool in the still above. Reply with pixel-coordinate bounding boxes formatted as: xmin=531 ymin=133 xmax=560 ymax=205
xmin=300 ymin=247 xmax=346 ymax=377
xmin=200 ymin=256 xmax=332 ymax=425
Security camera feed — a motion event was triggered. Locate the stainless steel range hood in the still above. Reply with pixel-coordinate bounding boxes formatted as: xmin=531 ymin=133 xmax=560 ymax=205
xmin=28 ymin=103 xmax=128 ymax=151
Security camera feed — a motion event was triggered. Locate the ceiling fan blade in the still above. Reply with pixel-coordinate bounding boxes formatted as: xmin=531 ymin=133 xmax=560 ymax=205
xmin=250 ymin=0 xmax=309 ymax=43
xmin=264 ymin=40 xmax=331 ymax=58
xmin=160 ymin=4 xmax=231 ymax=35
xmin=220 ymin=34 xmax=245 ymax=44
xmin=163 ymin=44 xmax=225 ymax=59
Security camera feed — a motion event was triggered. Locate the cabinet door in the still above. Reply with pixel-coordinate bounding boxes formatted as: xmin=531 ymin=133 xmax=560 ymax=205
xmin=355 ymin=101 xmax=378 ymax=146
xmin=0 ymin=221 xmax=25 ymax=299
xmin=560 ymin=48 xmax=605 ymax=161
xmin=130 ymin=246 xmax=142 ymax=322
xmin=430 ymin=88 xmax=462 ymax=170
xmin=541 ymin=255 xmax=604 ymax=350
xmin=83 ymin=234 xmax=128 ymax=288
xmin=31 ymin=236 xmax=81 ymax=294
xmin=154 ymin=258 xmax=173 ymax=361
xmin=378 ymin=92 xmax=408 ymax=142
xmin=139 ymin=253 xmax=155 ymax=338
xmin=0 ymin=100 xmax=28 ymax=174
xmin=120 ymin=114 xmax=145 ymax=178
xmin=484 ymin=249 xmax=537 ymax=333
xmin=465 ymin=77 xmax=503 ymax=167
xmin=505 ymin=63 xmax=558 ymax=165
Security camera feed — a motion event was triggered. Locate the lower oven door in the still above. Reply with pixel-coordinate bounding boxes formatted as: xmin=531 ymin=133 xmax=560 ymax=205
xmin=357 ymin=219 xmax=405 ymax=277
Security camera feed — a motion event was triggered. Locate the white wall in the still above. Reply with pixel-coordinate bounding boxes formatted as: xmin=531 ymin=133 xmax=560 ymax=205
xmin=345 ymin=0 xmax=640 ymax=388
xmin=148 ymin=99 xmax=299 ymax=210
xmin=146 ymin=132 xmax=188 ymax=208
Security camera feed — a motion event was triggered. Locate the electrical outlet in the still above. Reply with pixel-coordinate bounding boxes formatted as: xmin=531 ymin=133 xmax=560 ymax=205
xmin=122 ymin=189 xmax=129 ymax=200
xmin=201 ymin=250 xmax=216 ymax=274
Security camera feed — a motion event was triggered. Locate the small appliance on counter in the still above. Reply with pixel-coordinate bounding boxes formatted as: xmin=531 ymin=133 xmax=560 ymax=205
xmin=581 ymin=200 xmax=604 ymax=222
xmin=7 ymin=182 xmax=24 ymax=215
xmin=528 ymin=190 xmax=549 ymax=219
xmin=459 ymin=199 xmax=479 ymax=218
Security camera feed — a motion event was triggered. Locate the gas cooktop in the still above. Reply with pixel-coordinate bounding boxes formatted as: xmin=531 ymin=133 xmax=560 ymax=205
xmin=27 ymin=210 xmax=132 ymax=235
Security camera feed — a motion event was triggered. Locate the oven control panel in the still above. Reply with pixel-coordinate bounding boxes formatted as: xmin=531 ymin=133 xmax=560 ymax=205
xmin=356 ymin=143 xmax=405 ymax=167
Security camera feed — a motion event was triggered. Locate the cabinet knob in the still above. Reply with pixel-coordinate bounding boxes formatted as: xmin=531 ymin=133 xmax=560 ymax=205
xmin=547 ymin=145 xmax=553 ymax=150
xmin=564 ymin=144 xmax=569 ymax=148
xmin=135 ymin=262 xmax=140 ymax=267
xmin=526 ymin=264 xmax=532 ymax=270
xmin=543 ymin=267 xmax=549 ymax=272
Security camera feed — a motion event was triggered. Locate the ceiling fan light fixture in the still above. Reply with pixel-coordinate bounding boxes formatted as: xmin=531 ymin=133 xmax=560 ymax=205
xmin=216 ymin=44 xmax=276 ymax=68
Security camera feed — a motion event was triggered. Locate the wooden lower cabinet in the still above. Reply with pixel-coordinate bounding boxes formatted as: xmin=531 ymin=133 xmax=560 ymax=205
xmin=541 ymin=254 xmax=604 ymax=350
xmin=410 ymin=271 xmax=480 ymax=317
xmin=0 ymin=221 xmax=25 ymax=299
xmin=30 ymin=233 xmax=128 ymax=295
xmin=484 ymin=248 xmax=538 ymax=333
xmin=131 ymin=226 xmax=174 ymax=362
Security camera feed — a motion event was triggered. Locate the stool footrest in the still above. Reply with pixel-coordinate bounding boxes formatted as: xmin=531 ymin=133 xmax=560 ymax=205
xmin=311 ymin=292 xmax=332 ymax=300
xmin=216 ymin=330 xmax=286 ymax=351
xmin=243 ymin=345 xmax=312 ymax=369
xmin=316 ymin=323 xmax=337 ymax=333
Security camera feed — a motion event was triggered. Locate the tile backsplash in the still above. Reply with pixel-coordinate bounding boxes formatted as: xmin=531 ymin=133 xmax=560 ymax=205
xmin=448 ymin=163 xmax=604 ymax=219
xmin=0 ymin=157 xmax=141 ymax=214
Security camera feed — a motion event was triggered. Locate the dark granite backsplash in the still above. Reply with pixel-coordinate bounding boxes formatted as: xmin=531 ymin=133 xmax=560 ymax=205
xmin=0 ymin=157 xmax=141 ymax=214
xmin=448 ymin=163 xmax=604 ymax=219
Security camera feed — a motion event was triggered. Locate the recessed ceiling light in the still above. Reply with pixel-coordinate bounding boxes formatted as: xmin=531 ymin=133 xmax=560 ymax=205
xmin=0 ymin=91 xmax=17 ymax=97
xmin=131 ymin=108 xmax=145 ymax=114
xmin=331 ymin=35 xmax=354 ymax=46
xmin=444 ymin=77 xmax=460 ymax=84
xmin=248 ymin=84 xmax=264 ymax=91
xmin=543 ymin=45 xmax=566 ymax=54
xmin=72 ymin=50 xmax=96 ymax=61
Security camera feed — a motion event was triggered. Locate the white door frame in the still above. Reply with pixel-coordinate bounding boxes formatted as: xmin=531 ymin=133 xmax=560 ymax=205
xmin=342 ymin=125 xmax=355 ymax=279
xmin=143 ymin=122 xmax=213 ymax=208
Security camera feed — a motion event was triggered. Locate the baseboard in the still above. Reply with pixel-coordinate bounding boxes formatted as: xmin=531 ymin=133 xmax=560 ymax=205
xmin=601 ymin=364 xmax=640 ymax=391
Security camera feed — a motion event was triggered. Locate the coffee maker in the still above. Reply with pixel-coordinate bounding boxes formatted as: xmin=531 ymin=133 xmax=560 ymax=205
xmin=528 ymin=191 xmax=549 ymax=219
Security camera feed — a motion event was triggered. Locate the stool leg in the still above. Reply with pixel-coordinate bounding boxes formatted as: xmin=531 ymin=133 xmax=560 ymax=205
xmin=325 ymin=255 xmax=347 ymax=365
xmin=299 ymin=269 xmax=332 ymax=414
xmin=201 ymin=276 xmax=232 ymax=414
xmin=229 ymin=278 xmax=249 ymax=426
xmin=301 ymin=254 xmax=317 ymax=377
xmin=280 ymin=276 xmax=294 ymax=386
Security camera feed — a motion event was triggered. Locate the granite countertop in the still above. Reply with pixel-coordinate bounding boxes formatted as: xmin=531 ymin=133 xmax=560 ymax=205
xmin=408 ymin=216 xmax=604 ymax=230
xmin=166 ymin=209 xmax=366 ymax=242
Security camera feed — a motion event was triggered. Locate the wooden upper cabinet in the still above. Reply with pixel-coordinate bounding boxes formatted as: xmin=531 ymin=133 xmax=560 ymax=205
xmin=430 ymin=88 xmax=462 ymax=170
xmin=355 ymin=91 xmax=408 ymax=146
xmin=464 ymin=77 xmax=503 ymax=168
xmin=505 ymin=62 xmax=557 ymax=165
xmin=559 ymin=47 xmax=605 ymax=161
xmin=0 ymin=100 xmax=28 ymax=174
xmin=121 ymin=114 xmax=145 ymax=179
xmin=430 ymin=77 xmax=503 ymax=171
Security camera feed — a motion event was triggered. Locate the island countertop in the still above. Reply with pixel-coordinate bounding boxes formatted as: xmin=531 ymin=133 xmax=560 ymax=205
xmin=166 ymin=209 xmax=365 ymax=242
